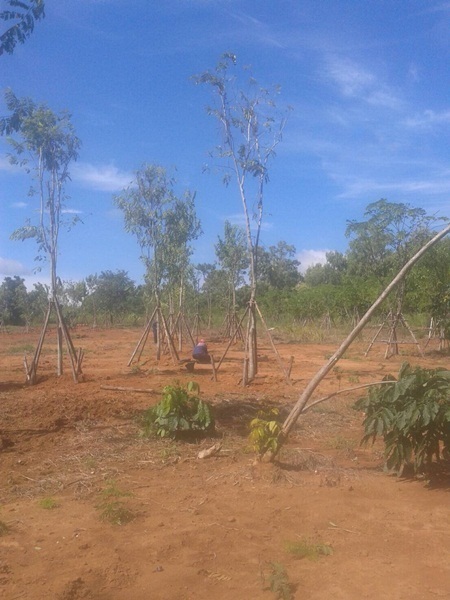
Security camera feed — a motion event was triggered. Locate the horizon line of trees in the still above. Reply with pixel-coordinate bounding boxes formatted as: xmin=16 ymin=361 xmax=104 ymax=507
xmin=2 ymin=199 xmax=449 ymax=333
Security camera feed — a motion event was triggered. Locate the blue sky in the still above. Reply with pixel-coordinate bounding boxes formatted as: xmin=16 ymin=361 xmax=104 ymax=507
xmin=1 ymin=0 xmax=450 ymax=289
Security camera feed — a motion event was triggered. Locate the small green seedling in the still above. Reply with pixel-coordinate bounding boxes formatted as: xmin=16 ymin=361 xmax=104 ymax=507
xmin=249 ymin=408 xmax=282 ymax=457
xmin=285 ymin=538 xmax=333 ymax=560
xmin=38 ymin=497 xmax=58 ymax=510
xmin=97 ymin=480 xmax=134 ymax=525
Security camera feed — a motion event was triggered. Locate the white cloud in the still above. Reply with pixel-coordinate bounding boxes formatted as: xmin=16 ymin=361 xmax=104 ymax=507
xmin=404 ymin=109 xmax=450 ymax=128
xmin=297 ymin=249 xmax=329 ymax=273
xmin=11 ymin=202 xmax=28 ymax=208
xmin=0 ymin=257 xmax=31 ymax=277
xmin=62 ymin=208 xmax=83 ymax=215
xmin=336 ymin=175 xmax=450 ymax=199
xmin=324 ymin=56 xmax=402 ymax=110
xmin=0 ymin=262 xmax=50 ymax=291
xmin=326 ymin=57 xmax=375 ymax=97
xmin=72 ymin=162 xmax=133 ymax=192
xmin=21 ymin=274 xmax=51 ymax=292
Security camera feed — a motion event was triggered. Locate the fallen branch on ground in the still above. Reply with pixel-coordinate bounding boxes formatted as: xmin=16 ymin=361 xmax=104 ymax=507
xmin=100 ymin=385 xmax=156 ymax=394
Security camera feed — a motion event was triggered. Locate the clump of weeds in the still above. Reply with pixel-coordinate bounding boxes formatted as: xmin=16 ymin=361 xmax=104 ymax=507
xmin=285 ymin=538 xmax=333 ymax=560
xmin=38 ymin=497 xmax=58 ymax=510
xmin=265 ymin=562 xmax=293 ymax=600
xmin=97 ymin=479 xmax=135 ymax=525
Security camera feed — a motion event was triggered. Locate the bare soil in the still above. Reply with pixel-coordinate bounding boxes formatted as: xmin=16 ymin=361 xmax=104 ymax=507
xmin=0 ymin=326 xmax=449 ymax=600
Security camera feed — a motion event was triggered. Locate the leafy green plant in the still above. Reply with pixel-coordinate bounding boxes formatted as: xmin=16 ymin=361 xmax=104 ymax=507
xmin=249 ymin=408 xmax=282 ymax=457
xmin=97 ymin=480 xmax=134 ymax=525
xmin=141 ymin=381 xmax=214 ymax=438
xmin=355 ymin=363 xmax=450 ymax=474
xmin=38 ymin=497 xmax=58 ymax=510
xmin=267 ymin=562 xmax=293 ymax=600
xmin=285 ymin=538 xmax=333 ymax=560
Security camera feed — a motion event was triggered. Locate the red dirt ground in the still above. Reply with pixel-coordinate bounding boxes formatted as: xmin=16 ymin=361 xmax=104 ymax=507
xmin=0 ymin=326 xmax=449 ymax=600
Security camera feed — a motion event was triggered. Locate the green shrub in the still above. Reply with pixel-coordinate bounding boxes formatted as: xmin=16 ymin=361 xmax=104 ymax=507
xmin=141 ymin=381 xmax=214 ymax=438
xmin=249 ymin=408 xmax=282 ymax=456
xmin=355 ymin=363 xmax=450 ymax=474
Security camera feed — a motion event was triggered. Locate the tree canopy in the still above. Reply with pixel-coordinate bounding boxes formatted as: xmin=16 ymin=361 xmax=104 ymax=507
xmin=194 ymin=52 xmax=290 ymax=296
xmin=0 ymin=0 xmax=45 ymax=56
xmin=114 ymin=164 xmax=201 ymax=304
xmin=1 ymin=89 xmax=81 ymax=294
xmin=215 ymin=221 xmax=248 ymax=310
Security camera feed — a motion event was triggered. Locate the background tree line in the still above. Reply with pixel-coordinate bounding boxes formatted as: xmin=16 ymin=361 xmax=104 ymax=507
xmin=2 ymin=199 xmax=449 ymax=334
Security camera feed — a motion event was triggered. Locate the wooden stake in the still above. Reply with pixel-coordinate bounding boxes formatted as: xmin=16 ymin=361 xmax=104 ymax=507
xmin=255 ymin=301 xmax=291 ymax=385
xmin=287 ymin=356 xmax=294 ymax=378
xmin=127 ymin=305 xmax=158 ymax=366
xmin=53 ymin=298 xmax=81 ymax=382
xmin=57 ymin=326 xmax=63 ymax=376
xmin=27 ymin=301 xmax=52 ymax=385
xmin=159 ymin=307 xmax=179 ymax=364
xmin=214 ymin=305 xmax=250 ymax=373
xmin=210 ymin=354 xmax=217 ymax=382
xmin=242 ymin=357 xmax=249 ymax=387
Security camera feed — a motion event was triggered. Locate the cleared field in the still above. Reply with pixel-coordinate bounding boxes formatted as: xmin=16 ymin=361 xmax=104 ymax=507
xmin=0 ymin=326 xmax=449 ymax=600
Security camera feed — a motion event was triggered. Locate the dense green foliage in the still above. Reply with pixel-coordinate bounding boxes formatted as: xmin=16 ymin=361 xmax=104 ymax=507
xmin=1 ymin=89 xmax=80 ymax=296
xmin=113 ymin=164 xmax=201 ymax=302
xmin=355 ymin=363 xmax=450 ymax=474
xmin=0 ymin=0 xmax=45 ymax=57
xmin=141 ymin=382 xmax=214 ymax=438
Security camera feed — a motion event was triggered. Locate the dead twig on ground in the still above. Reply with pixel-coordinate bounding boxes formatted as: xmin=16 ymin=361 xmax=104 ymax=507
xmin=328 ymin=521 xmax=360 ymax=534
xmin=100 ymin=385 xmax=156 ymax=394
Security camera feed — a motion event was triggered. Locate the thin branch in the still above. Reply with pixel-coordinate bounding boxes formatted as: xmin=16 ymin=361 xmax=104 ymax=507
xmin=301 ymin=380 xmax=395 ymax=414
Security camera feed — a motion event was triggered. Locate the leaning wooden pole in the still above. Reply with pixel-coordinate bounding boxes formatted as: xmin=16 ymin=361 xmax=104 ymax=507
xmin=26 ymin=300 xmax=52 ymax=384
xmin=255 ymin=301 xmax=292 ymax=385
xmin=263 ymin=223 xmax=450 ymax=461
xmin=158 ymin=307 xmax=179 ymax=365
xmin=127 ymin=305 xmax=158 ymax=366
xmin=214 ymin=305 xmax=250 ymax=374
xmin=53 ymin=297 xmax=83 ymax=382
xmin=181 ymin=312 xmax=196 ymax=347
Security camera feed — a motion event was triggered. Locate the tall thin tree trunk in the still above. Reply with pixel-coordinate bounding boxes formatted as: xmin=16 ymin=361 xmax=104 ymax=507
xmin=246 ymin=300 xmax=258 ymax=382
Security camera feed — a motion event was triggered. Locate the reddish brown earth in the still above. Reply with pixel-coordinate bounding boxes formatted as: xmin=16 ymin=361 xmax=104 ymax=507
xmin=0 ymin=326 xmax=449 ymax=600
